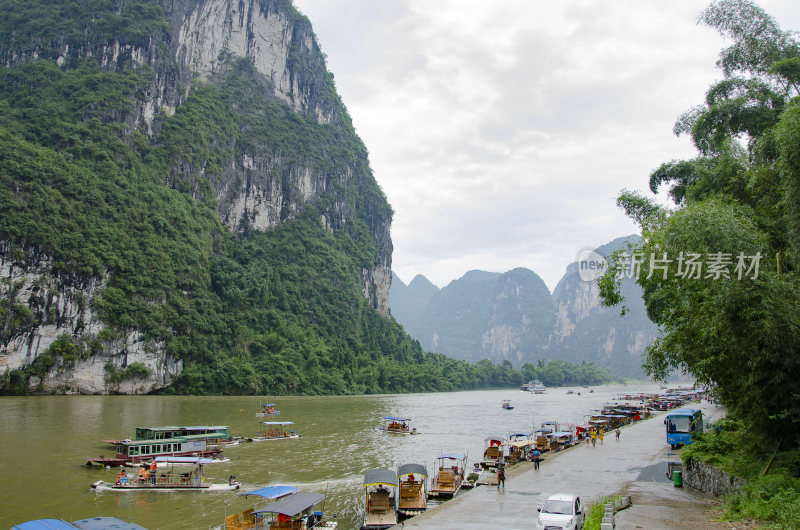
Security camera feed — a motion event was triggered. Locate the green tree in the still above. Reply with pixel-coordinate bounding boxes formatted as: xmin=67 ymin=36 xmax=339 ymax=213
xmin=601 ymin=0 xmax=800 ymax=444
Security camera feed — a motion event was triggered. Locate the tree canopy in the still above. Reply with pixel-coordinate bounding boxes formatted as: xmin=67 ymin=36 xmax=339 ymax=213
xmin=600 ymin=0 xmax=800 ymax=446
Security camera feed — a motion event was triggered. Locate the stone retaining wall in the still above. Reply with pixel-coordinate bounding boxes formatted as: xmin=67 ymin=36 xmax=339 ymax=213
xmin=684 ymin=457 xmax=747 ymax=497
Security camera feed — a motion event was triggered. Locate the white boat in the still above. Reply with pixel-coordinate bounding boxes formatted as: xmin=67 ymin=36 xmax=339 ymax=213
xmin=248 ymin=421 xmax=300 ymax=442
xmin=91 ymin=457 xmax=239 ymax=492
xmin=255 ymin=403 xmax=281 ymax=418
xmin=531 ymin=380 xmax=546 ymax=394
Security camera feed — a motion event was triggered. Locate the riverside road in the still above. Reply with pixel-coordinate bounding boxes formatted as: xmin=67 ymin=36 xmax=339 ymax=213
xmin=395 ymin=402 xmax=726 ymax=530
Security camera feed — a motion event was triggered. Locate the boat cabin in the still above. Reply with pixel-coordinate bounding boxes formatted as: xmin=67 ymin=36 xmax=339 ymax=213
xmin=361 ymin=468 xmax=398 ymax=530
xmin=546 ymin=431 xmax=574 ymax=452
xmin=396 ymin=463 xmax=428 ymax=518
xmin=506 ymin=433 xmax=533 ymax=463
xmin=88 ymin=436 xmax=222 ymax=466
xmin=135 ymin=426 xmax=232 ymax=442
xmin=256 ymin=404 xmax=281 ymax=417
xmin=249 ymin=422 xmax=299 ymax=441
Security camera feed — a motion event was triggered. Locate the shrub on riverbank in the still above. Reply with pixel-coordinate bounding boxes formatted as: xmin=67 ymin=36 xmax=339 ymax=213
xmin=583 ymin=496 xmax=619 ymax=530
xmin=682 ymin=418 xmax=800 ymax=528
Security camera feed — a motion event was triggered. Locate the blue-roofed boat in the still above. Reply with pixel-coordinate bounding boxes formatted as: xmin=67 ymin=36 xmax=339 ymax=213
xmin=248 ymin=421 xmax=300 ymax=442
xmin=428 ymin=453 xmax=467 ymax=498
xmin=256 ymin=403 xmax=281 ymax=417
xmin=501 ymin=399 xmax=514 ymax=410
xmin=223 ymin=485 xmax=299 ymax=529
xmin=12 ymin=517 xmax=146 ymax=530
xmin=91 ymin=456 xmax=240 ymax=492
xmin=377 ymin=416 xmax=418 ymax=434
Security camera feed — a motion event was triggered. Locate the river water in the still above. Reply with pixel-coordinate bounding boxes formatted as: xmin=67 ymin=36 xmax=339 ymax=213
xmin=0 ymin=383 xmax=661 ymax=529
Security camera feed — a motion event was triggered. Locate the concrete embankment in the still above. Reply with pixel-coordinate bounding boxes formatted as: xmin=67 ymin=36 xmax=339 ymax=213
xmin=396 ymin=402 xmax=726 ymax=530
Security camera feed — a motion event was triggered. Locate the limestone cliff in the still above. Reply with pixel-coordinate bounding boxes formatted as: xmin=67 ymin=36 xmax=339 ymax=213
xmin=0 ymin=0 xmax=392 ymax=393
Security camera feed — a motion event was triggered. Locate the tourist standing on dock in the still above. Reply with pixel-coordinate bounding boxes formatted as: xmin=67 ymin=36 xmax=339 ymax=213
xmin=532 ymin=449 xmax=541 ymax=470
xmin=590 ymin=429 xmax=597 ymax=447
xmin=497 ymin=465 xmax=505 ymax=489
xmin=599 ymin=430 xmax=604 ymax=444
xmin=615 ymin=428 xmax=621 ymax=441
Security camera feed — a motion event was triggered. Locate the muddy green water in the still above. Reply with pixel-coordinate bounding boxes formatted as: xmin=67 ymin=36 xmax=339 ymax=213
xmin=0 ymin=383 xmax=660 ymax=529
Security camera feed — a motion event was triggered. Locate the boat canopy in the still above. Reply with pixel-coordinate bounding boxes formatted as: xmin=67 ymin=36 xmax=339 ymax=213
xmin=261 ymin=421 xmax=294 ymax=425
xmin=154 ymin=456 xmax=214 ymax=464
xmin=508 ymin=440 xmax=533 ymax=448
xmin=397 ymin=463 xmax=428 ymax=478
xmin=509 ymin=432 xmax=532 ymax=438
xmin=239 ymin=485 xmax=300 ymax=500
xmin=181 ymin=426 xmax=228 ymax=431
xmin=438 ymin=453 xmax=465 ymax=461
xmin=12 ymin=521 xmax=78 ymax=530
xmin=253 ymin=492 xmax=325 ymax=516
xmin=262 ymin=404 xmax=277 ymax=407
xmin=382 ymin=416 xmax=411 ymax=421
xmin=72 ymin=518 xmax=146 ymax=530
xmin=363 ymin=468 xmax=399 ymax=488
xmin=548 ymin=431 xmax=574 ymax=438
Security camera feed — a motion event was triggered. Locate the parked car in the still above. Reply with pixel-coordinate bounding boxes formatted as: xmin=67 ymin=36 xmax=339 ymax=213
xmin=536 ymin=493 xmax=584 ymax=530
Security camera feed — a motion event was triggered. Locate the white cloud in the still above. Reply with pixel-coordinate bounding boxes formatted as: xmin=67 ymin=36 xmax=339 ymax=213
xmin=295 ymin=0 xmax=800 ymax=291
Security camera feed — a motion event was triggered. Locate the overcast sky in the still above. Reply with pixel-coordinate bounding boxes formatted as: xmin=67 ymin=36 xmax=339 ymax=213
xmin=294 ymin=0 xmax=800 ymax=292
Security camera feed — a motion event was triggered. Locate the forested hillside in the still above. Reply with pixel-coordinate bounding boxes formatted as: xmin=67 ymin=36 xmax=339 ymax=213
xmin=0 ymin=0 xmax=513 ymax=395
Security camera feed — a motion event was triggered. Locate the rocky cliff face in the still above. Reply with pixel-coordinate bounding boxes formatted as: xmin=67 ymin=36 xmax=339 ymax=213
xmin=0 ymin=0 xmax=392 ymax=393
xmin=392 ymin=269 xmax=555 ymax=364
xmin=389 ymin=237 xmax=659 ymax=376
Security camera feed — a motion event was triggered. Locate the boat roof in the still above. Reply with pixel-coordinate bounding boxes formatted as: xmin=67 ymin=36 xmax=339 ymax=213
xmin=363 ymin=468 xmax=398 ymax=488
xmin=239 ymin=485 xmax=300 ymax=500
xmin=508 ymin=440 xmax=533 ymax=448
xmin=138 ymin=426 xmax=228 ymax=431
xmin=397 ymin=463 xmax=428 ymax=478
xmin=72 ymin=518 xmax=146 ymax=530
xmin=549 ymin=431 xmax=573 ymax=437
xmin=261 ymin=404 xmax=277 ymax=407
xmin=261 ymin=421 xmax=294 ymax=425
xmin=154 ymin=456 xmax=214 ymax=464
xmin=253 ymin=492 xmax=325 ymax=516
xmin=12 ymin=521 xmax=77 ymax=530
xmin=382 ymin=416 xmax=411 ymax=421
xmin=438 ymin=453 xmax=466 ymax=461
xmin=509 ymin=432 xmax=532 ymax=438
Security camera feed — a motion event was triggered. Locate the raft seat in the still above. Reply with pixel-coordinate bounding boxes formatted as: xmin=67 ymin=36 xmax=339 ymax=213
xmin=370 ymin=491 xmax=392 ymax=512
xmin=225 ymin=514 xmax=243 ymax=530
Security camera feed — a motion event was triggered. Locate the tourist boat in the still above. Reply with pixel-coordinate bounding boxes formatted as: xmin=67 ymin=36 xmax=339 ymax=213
xmin=546 ymin=431 xmax=574 ymax=452
xmin=361 ymin=468 xmax=398 ymax=530
xmin=13 ymin=517 xmax=146 ymax=529
xmin=506 ymin=432 xmax=534 ymax=464
xmin=428 ymin=453 xmax=467 ymax=498
xmin=252 ymin=491 xmax=337 ymax=529
xmin=531 ymin=380 xmax=546 ymax=394
xmin=501 ymin=399 xmax=514 ymax=410
xmin=255 ymin=403 xmax=281 ymax=417
xmin=377 ymin=416 xmax=418 ymax=434
xmin=91 ymin=456 xmax=240 ymax=492
xmin=224 ymin=485 xmax=336 ymax=529
xmin=396 ymin=463 xmax=428 ymax=518
xmin=119 ymin=425 xmax=240 ymax=447
xmin=481 ymin=435 xmax=505 ymax=467
xmin=248 ymin=421 xmax=300 ymax=442
xmin=87 ymin=436 xmax=223 ymax=467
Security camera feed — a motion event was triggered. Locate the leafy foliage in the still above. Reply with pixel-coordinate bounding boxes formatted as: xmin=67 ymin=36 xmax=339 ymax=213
xmin=600 ymin=0 xmax=800 ymax=447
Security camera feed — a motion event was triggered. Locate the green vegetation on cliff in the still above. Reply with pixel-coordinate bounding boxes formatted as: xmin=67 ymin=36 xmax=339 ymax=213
xmin=0 ymin=1 xmax=617 ymax=395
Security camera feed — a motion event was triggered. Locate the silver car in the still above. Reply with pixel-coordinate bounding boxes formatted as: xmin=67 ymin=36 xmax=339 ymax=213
xmin=536 ymin=493 xmax=585 ymax=530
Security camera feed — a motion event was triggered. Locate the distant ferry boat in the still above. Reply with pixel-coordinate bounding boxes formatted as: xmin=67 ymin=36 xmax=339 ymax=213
xmin=520 ymin=380 xmax=546 ymax=393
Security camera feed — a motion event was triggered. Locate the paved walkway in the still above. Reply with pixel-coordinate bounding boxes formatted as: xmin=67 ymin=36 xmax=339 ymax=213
xmin=395 ymin=402 xmax=726 ymax=530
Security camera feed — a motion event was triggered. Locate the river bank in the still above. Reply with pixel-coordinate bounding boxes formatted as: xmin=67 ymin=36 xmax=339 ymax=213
xmin=397 ymin=402 xmax=727 ymax=529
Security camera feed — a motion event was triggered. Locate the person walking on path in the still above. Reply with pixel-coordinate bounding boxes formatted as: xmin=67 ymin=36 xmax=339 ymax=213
xmin=532 ymin=449 xmax=541 ymax=470
xmin=615 ymin=428 xmax=621 ymax=441
xmin=590 ymin=429 xmax=597 ymax=447
xmin=599 ymin=430 xmax=604 ymax=444
xmin=497 ymin=465 xmax=506 ymax=489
